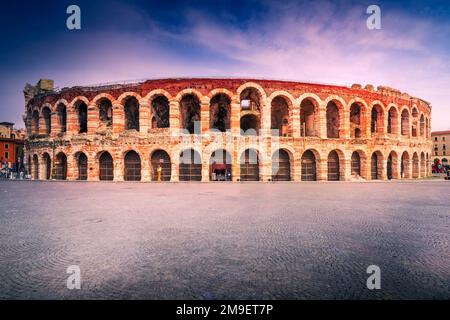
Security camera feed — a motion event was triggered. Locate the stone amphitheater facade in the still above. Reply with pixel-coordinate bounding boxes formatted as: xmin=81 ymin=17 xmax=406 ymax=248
xmin=23 ymin=78 xmax=432 ymax=182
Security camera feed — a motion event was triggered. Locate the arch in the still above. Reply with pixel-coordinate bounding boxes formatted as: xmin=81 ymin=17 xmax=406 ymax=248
xmin=240 ymin=86 xmax=262 ymax=112
xmin=91 ymin=93 xmax=116 ymax=105
xmin=300 ymin=97 xmax=319 ymax=137
xmin=75 ymin=152 xmax=88 ymax=180
xmin=32 ymin=110 xmax=39 ymax=134
xmin=420 ymin=152 xmax=426 ymax=177
xmin=442 ymin=158 xmax=449 ymax=166
xmin=326 ymin=100 xmax=341 ymax=138
xmin=327 ymin=150 xmax=342 ymax=181
xmin=151 ymin=149 xmax=171 ymax=181
xmin=74 ymin=100 xmax=88 ymax=133
xmin=351 ymin=150 xmax=367 ymax=177
xmin=32 ymin=154 xmax=39 ymax=179
xmin=271 ymin=95 xmax=291 ymax=137
xmin=43 ymin=152 xmax=51 ymax=180
xmin=210 ymin=149 xmax=232 ymax=181
xmin=387 ymin=106 xmax=399 ymax=134
xmin=41 ymin=107 xmax=52 ymax=134
xmin=179 ymin=148 xmax=202 ymax=181
xmin=401 ymin=109 xmax=410 ymax=136
xmin=236 ymin=82 xmax=267 ymax=103
xmin=54 ymin=152 xmax=67 ymax=180
xmin=401 ymin=151 xmax=410 ymax=178
xmin=387 ymin=151 xmax=399 ymax=179
xmin=371 ymin=151 xmax=383 ymax=180
xmin=145 ymin=89 xmax=172 ymax=101
xmin=117 ymin=92 xmax=143 ymax=104
xmin=240 ymin=114 xmax=260 ymax=135
xmin=301 ymin=149 xmax=317 ymax=181
xmin=370 ymin=103 xmax=384 ymax=135
xmin=240 ymin=149 xmax=260 ymax=181
xmin=349 ymin=102 xmax=365 ymax=138
xmin=420 ymin=115 xmax=425 ymax=137
xmin=56 ymin=103 xmax=67 ymax=133
xmin=412 ymin=152 xmax=419 ymax=178
xmin=98 ymin=98 xmax=113 ymax=128
xmin=124 ymin=96 xmax=140 ymax=131
xmin=180 ymin=94 xmax=201 ymax=134
xmin=151 ymin=95 xmax=170 ymax=128
xmin=272 ymin=149 xmax=292 ymax=181
xmin=210 ymin=93 xmax=231 ymax=132
xmin=98 ymin=151 xmax=114 ymax=181
xmin=124 ymin=150 xmax=141 ymax=181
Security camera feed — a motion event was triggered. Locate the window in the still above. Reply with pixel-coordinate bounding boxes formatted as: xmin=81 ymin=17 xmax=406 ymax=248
xmin=434 ymin=137 xmax=437 ymax=141
xmin=5 ymin=152 xmax=8 ymax=159
xmin=443 ymin=137 xmax=446 ymax=141
xmin=5 ymin=143 xmax=8 ymax=149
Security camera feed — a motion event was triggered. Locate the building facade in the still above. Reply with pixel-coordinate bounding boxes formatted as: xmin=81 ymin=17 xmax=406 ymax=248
xmin=0 ymin=122 xmax=25 ymax=173
xmin=23 ymin=78 xmax=432 ymax=182
xmin=431 ymin=130 xmax=450 ymax=167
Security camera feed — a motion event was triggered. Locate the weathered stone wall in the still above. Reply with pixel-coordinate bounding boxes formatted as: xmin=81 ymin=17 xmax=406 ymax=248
xmin=24 ymin=78 xmax=433 ymax=182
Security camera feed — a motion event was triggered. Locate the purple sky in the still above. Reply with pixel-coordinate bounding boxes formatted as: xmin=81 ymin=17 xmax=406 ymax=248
xmin=0 ymin=0 xmax=449 ymax=130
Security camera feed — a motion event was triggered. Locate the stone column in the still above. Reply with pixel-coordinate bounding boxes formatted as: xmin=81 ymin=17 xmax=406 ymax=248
xmin=169 ymin=99 xmax=181 ymax=136
xmin=114 ymin=155 xmax=124 ymax=181
xmin=232 ymin=139 xmax=240 ymax=181
xmin=201 ymin=159 xmax=210 ymax=182
xmin=141 ymin=155 xmax=151 ymax=182
xmin=292 ymin=101 xmax=301 ymax=138
xmin=50 ymin=112 xmax=59 ymax=137
xmin=66 ymin=106 xmax=78 ymax=136
xmin=112 ymin=102 xmax=124 ymax=134
xmin=38 ymin=115 xmax=47 ymax=135
xmin=139 ymin=99 xmax=151 ymax=134
xmin=342 ymin=107 xmax=350 ymax=139
xmin=66 ymin=153 xmax=76 ymax=181
xmin=171 ymin=161 xmax=179 ymax=182
xmin=230 ymin=99 xmax=241 ymax=136
xmin=200 ymin=99 xmax=210 ymax=135
xmin=88 ymin=154 xmax=98 ymax=181
xmin=87 ymin=103 xmax=98 ymax=135
xmin=317 ymin=103 xmax=327 ymax=139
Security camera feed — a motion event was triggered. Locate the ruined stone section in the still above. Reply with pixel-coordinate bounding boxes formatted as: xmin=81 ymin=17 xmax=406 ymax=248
xmin=24 ymin=78 xmax=432 ymax=182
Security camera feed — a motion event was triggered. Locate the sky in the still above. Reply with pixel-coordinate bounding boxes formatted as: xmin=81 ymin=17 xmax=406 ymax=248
xmin=0 ymin=0 xmax=449 ymax=130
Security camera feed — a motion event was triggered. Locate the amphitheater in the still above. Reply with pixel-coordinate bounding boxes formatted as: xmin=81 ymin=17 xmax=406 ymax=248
xmin=23 ymin=78 xmax=432 ymax=182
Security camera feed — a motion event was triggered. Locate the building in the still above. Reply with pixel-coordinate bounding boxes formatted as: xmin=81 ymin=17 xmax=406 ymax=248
xmin=431 ymin=130 xmax=450 ymax=167
xmin=23 ymin=78 xmax=432 ymax=181
xmin=0 ymin=122 xmax=25 ymax=173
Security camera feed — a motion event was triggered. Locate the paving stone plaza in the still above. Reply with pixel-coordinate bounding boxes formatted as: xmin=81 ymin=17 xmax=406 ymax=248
xmin=0 ymin=181 xmax=448 ymax=299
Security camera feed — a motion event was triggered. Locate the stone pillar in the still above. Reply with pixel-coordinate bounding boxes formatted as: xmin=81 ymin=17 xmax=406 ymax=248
xmin=200 ymin=99 xmax=210 ymax=135
xmin=344 ymin=157 xmax=352 ymax=181
xmin=38 ymin=115 xmax=47 ymax=135
xmin=87 ymin=104 xmax=98 ymax=135
xmin=261 ymin=101 xmax=271 ymax=138
xmin=169 ymin=99 xmax=181 ymax=136
xmin=139 ymin=99 xmax=151 ymax=134
xmin=88 ymin=155 xmax=97 ymax=181
xmin=230 ymin=99 xmax=241 ymax=136
xmin=201 ymin=160 xmax=209 ymax=181
xmin=66 ymin=154 xmax=76 ymax=181
xmin=292 ymin=101 xmax=301 ymax=138
xmin=232 ymin=139 xmax=240 ymax=181
xmin=380 ymin=158 xmax=387 ymax=180
xmin=292 ymin=158 xmax=301 ymax=181
xmin=39 ymin=156 xmax=46 ymax=180
xmin=171 ymin=161 xmax=179 ymax=182
xmin=318 ymin=103 xmax=327 ymax=139
xmin=317 ymin=159 xmax=327 ymax=181
xmin=114 ymin=156 xmax=124 ymax=181
xmin=50 ymin=112 xmax=59 ymax=137
xmin=66 ymin=106 xmax=78 ymax=136
xmin=342 ymin=107 xmax=350 ymax=139
xmin=112 ymin=102 xmax=124 ymax=134
xmin=141 ymin=156 xmax=151 ymax=182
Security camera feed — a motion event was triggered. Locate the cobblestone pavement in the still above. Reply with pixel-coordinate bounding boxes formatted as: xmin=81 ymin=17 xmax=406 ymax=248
xmin=0 ymin=181 xmax=448 ymax=299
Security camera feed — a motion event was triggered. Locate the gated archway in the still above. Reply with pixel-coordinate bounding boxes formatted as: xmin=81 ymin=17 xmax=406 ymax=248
xmin=151 ymin=150 xmax=171 ymax=181
xmin=77 ymin=153 xmax=88 ymax=180
xmin=401 ymin=152 xmax=410 ymax=178
xmin=55 ymin=152 xmax=67 ymax=180
xmin=99 ymin=152 xmax=114 ymax=181
xmin=32 ymin=154 xmax=39 ymax=180
xmin=327 ymin=150 xmax=340 ymax=181
xmin=43 ymin=153 xmax=51 ymax=180
xmin=179 ymin=149 xmax=202 ymax=181
xmin=240 ymin=149 xmax=260 ymax=181
xmin=371 ymin=152 xmax=379 ymax=180
xmin=210 ymin=149 xmax=232 ymax=181
xmin=301 ymin=150 xmax=317 ymax=181
xmin=124 ymin=151 xmax=141 ymax=181
xmin=272 ymin=149 xmax=291 ymax=181
xmin=351 ymin=152 xmax=361 ymax=176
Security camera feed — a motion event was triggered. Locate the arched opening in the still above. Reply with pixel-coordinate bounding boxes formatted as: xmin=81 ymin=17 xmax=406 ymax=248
xmin=43 ymin=153 xmax=51 ymax=180
xmin=240 ymin=114 xmax=259 ymax=135
xmin=442 ymin=158 xmax=448 ymax=166
xmin=326 ymin=101 xmax=340 ymax=138
xmin=42 ymin=107 xmax=51 ymax=135
xmin=180 ymin=94 xmax=201 ymax=134
xmin=371 ymin=152 xmax=380 ymax=180
xmin=425 ymin=118 xmax=429 ymax=137
xmin=179 ymin=149 xmax=202 ymax=181
xmin=55 ymin=152 xmax=67 ymax=180
xmin=240 ymin=149 xmax=259 ymax=181
xmin=420 ymin=115 xmax=425 ymax=137
xmin=99 ymin=152 xmax=114 ymax=181
xmin=271 ymin=96 xmax=290 ymax=136
xmin=387 ymin=107 xmax=398 ymax=134
xmin=98 ymin=98 xmax=113 ymax=128
xmin=301 ymin=150 xmax=317 ymax=181
xmin=387 ymin=152 xmax=398 ymax=180
xmin=124 ymin=97 xmax=140 ymax=131
xmin=327 ymin=150 xmax=340 ymax=181
xmin=371 ymin=104 xmax=383 ymax=135
xmin=27 ymin=155 xmax=31 ymax=177
xmin=32 ymin=154 xmax=39 ymax=179
xmin=210 ymin=149 xmax=232 ymax=181
xmin=124 ymin=151 xmax=141 ymax=181
xmin=240 ymin=87 xmax=261 ymax=112
xmin=75 ymin=101 xmax=88 ymax=133
xmin=401 ymin=152 xmax=410 ymax=178
xmin=32 ymin=110 xmax=39 ymax=134
xmin=151 ymin=95 xmax=170 ymax=128
xmin=77 ymin=153 xmax=88 ymax=180
xmin=151 ymin=150 xmax=171 ymax=181
xmin=350 ymin=103 xmax=363 ymax=138
xmin=420 ymin=153 xmax=426 ymax=177
xmin=57 ymin=103 xmax=67 ymax=133
xmin=401 ymin=110 xmax=409 ymax=136
xmin=300 ymin=99 xmax=317 ymax=137
xmin=351 ymin=151 xmax=361 ymax=176
xmin=412 ymin=153 xmax=419 ymax=178
xmin=210 ymin=94 xmax=231 ymax=132
xmin=272 ymin=149 xmax=291 ymax=181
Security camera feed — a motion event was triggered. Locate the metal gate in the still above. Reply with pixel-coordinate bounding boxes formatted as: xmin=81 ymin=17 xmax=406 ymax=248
xmin=99 ymin=152 xmax=114 ymax=181
xmin=351 ymin=152 xmax=361 ymax=176
xmin=272 ymin=150 xmax=290 ymax=181
xmin=151 ymin=150 xmax=171 ymax=181
xmin=55 ymin=154 xmax=67 ymax=180
xmin=44 ymin=154 xmax=51 ymax=180
xmin=179 ymin=149 xmax=202 ymax=181
xmin=124 ymin=151 xmax=141 ymax=181
xmin=33 ymin=156 xmax=39 ymax=180
xmin=387 ymin=155 xmax=393 ymax=179
xmin=371 ymin=153 xmax=378 ymax=179
xmin=327 ymin=151 xmax=340 ymax=181
xmin=78 ymin=153 xmax=88 ymax=180
xmin=301 ymin=150 xmax=316 ymax=181
xmin=240 ymin=149 xmax=259 ymax=181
